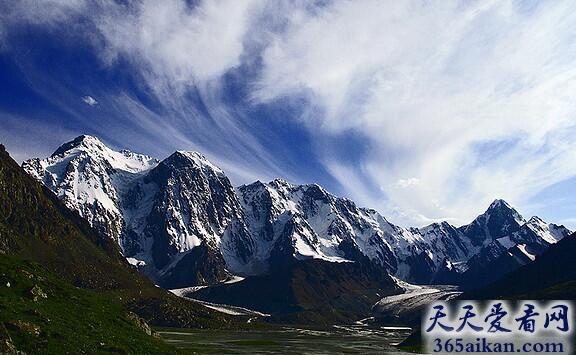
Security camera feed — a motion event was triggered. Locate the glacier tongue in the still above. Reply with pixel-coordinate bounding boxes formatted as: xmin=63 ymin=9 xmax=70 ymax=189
xmin=23 ymin=135 xmax=573 ymax=288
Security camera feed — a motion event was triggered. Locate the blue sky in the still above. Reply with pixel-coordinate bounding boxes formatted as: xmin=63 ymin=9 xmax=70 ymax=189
xmin=0 ymin=0 xmax=575 ymax=229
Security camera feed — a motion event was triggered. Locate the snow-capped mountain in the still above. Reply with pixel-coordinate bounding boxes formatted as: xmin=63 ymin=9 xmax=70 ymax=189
xmin=23 ymin=135 xmax=158 ymax=247
xmin=23 ymin=136 xmax=253 ymax=287
xmin=234 ymin=181 xmax=570 ymax=287
xmin=460 ymin=200 xmax=567 ymax=266
xmin=460 ymin=199 xmax=525 ymax=246
xmin=127 ymin=150 xmax=256 ymax=286
xmin=23 ymin=135 xmax=572 ymax=289
xmin=433 ymin=201 xmax=572 ymax=288
xmin=234 ymin=179 xmax=398 ymax=274
xmin=234 ymin=179 xmax=474 ymax=282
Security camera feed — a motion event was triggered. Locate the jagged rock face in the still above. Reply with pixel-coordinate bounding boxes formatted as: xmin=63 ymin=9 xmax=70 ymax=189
xmin=432 ymin=203 xmax=572 ymax=289
xmin=22 ymin=136 xmax=252 ymax=288
xmin=123 ymin=151 xmax=257 ymax=287
xmin=23 ymin=135 xmax=573 ymax=288
xmin=234 ymin=187 xmax=571 ymax=286
xmin=513 ymin=216 xmax=567 ymax=246
xmin=22 ymin=135 xmax=157 ymax=248
xmin=138 ymin=151 xmax=254 ymax=272
xmin=236 ymin=180 xmax=399 ymax=275
xmin=459 ymin=199 xmax=525 ymax=246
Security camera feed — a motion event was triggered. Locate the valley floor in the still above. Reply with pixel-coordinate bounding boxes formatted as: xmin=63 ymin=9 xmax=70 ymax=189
xmin=158 ymin=325 xmax=413 ymax=354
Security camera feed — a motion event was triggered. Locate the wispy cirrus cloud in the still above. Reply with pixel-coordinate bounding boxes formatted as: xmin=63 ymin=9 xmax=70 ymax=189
xmin=0 ymin=0 xmax=302 ymax=185
xmin=253 ymin=0 xmax=576 ymax=225
xmin=1 ymin=0 xmax=575 ymax=228
xmin=94 ymin=0 xmax=261 ymax=89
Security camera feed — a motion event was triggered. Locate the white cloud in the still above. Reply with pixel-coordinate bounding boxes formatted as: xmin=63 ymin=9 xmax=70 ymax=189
xmin=254 ymin=0 xmax=576 ymax=226
xmin=107 ymin=93 xmax=294 ymax=185
xmin=394 ymin=178 xmax=421 ymax=189
xmin=95 ymin=0 xmax=261 ymax=93
xmin=0 ymin=0 xmax=291 ymax=185
xmin=2 ymin=0 xmax=261 ymax=93
xmin=82 ymin=95 xmax=98 ymax=106
xmin=0 ymin=0 xmax=87 ymax=41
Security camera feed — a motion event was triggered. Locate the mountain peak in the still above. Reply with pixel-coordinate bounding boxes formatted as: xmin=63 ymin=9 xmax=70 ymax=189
xmin=487 ymin=199 xmax=512 ymax=211
xmin=40 ymin=134 xmax=158 ymax=175
xmin=462 ymin=198 xmax=526 ymax=244
xmin=51 ymin=134 xmax=107 ymax=157
xmin=166 ymin=151 xmax=224 ymax=174
xmin=527 ymin=215 xmax=545 ymax=224
xmin=174 ymin=150 xmax=205 ymax=160
xmin=483 ymin=199 xmax=524 ymax=223
xmin=269 ymin=178 xmax=294 ymax=188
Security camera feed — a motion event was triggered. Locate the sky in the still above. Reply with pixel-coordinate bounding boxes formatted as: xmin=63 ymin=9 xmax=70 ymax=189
xmin=0 ymin=0 xmax=575 ymax=229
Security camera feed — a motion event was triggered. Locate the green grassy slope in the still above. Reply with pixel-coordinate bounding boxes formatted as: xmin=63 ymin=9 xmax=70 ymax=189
xmin=0 ymin=255 xmax=174 ymax=354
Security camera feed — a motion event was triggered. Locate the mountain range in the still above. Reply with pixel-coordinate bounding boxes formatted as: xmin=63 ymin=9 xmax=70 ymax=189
xmin=22 ymin=135 xmax=572 ymax=294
